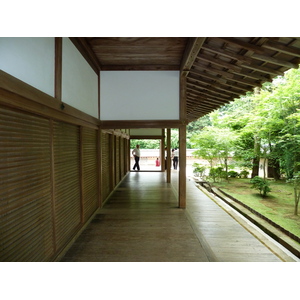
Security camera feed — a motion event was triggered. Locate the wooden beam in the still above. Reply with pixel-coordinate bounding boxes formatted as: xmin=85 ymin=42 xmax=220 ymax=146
xmin=262 ymin=40 xmax=300 ymax=57
xmin=180 ymin=37 xmax=206 ymax=77
xmin=100 ymin=120 xmax=182 ymax=129
xmin=216 ymin=37 xmax=267 ymax=54
xmin=187 ymin=90 xmax=231 ymax=104
xmin=196 ymin=53 xmax=243 ymax=72
xmin=55 ymin=37 xmax=62 ymax=101
xmin=187 ymin=75 xmax=246 ymax=95
xmin=189 ymin=69 xmax=227 ymax=84
xmin=251 ymin=53 xmax=299 ymax=69
xmin=69 ymin=37 xmax=102 ymax=73
xmin=187 ymin=83 xmax=233 ymax=99
xmin=101 ymin=65 xmax=179 ymax=71
xmin=202 ymin=42 xmax=283 ymax=76
xmin=187 ymin=82 xmax=241 ymax=97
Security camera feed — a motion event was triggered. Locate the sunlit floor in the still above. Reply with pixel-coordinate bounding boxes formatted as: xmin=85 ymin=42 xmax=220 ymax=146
xmin=61 ymin=171 xmax=298 ymax=262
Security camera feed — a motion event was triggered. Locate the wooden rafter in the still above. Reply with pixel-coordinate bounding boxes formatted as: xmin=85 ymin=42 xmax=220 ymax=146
xmin=180 ymin=37 xmax=206 ymax=77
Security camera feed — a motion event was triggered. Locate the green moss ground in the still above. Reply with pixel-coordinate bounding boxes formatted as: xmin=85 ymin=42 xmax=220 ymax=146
xmin=211 ymin=178 xmax=300 ymax=238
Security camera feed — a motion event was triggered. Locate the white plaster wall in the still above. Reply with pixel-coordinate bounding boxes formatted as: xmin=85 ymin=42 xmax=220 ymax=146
xmin=62 ymin=38 xmax=98 ymax=118
xmin=0 ymin=37 xmax=55 ymax=96
xmin=100 ymin=71 xmax=180 ymax=120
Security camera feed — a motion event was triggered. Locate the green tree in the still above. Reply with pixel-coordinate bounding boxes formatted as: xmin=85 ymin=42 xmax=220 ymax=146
xmin=190 ymin=127 xmax=238 ymax=181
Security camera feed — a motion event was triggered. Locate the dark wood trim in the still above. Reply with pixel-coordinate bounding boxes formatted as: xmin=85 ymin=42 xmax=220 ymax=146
xmin=55 ymin=37 xmax=62 ymax=100
xmin=181 ymin=38 xmax=206 ymax=77
xmin=101 ymin=65 xmax=179 ymax=71
xmin=100 ymin=120 xmax=181 ymax=129
xmin=130 ymin=135 xmax=163 ymax=140
xmin=69 ymin=37 xmax=101 ymax=74
xmin=262 ymin=40 xmax=300 ymax=57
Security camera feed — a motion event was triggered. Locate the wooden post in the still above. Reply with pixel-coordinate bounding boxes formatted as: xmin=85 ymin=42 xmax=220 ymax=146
xmin=179 ymin=75 xmax=187 ymax=208
xmin=161 ymin=129 xmax=165 ymax=172
xmin=98 ymin=128 xmax=103 ymax=208
xmin=55 ymin=37 xmax=62 ymax=101
xmin=179 ymin=125 xmax=186 ymax=208
xmin=167 ymin=128 xmax=171 ymax=183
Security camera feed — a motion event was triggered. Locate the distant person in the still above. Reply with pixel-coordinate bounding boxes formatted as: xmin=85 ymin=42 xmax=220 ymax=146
xmin=171 ymin=149 xmax=175 ymax=169
xmin=173 ymin=147 xmax=179 ymax=170
xmin=132 ymin=144 xmax=140 ymax=171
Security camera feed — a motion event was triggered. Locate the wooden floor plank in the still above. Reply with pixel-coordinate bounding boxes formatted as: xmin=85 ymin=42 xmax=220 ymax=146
xmin=62 ymin=171 xmax=297 ymax=262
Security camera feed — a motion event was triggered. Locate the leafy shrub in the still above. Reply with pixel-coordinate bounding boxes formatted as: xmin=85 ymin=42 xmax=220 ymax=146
xmin=192 ymin=163 xmax=206 ymax=177
xmin=209 ymin=167 xmax=224 ymax=182
xmin=239 ymin=170 xmax=250 ymax=178
xmin=250 ymin=176 xmax=271 ymax=197
xmin=228 ymin=171 xmax=239 ymax=178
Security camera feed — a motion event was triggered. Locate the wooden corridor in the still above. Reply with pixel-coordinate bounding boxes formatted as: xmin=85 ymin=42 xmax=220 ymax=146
xmin=61 ymin=172 xmax=298 ymax=262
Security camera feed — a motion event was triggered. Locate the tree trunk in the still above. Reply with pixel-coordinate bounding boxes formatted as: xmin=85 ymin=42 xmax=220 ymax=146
xmin=251 ymin=135 xmax=260 ymax=178
xmin=294 ymin=188 xmax=300 ymax=216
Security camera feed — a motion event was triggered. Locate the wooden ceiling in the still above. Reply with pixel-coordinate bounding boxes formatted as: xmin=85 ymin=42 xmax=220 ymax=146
xmin=78 ymin=37 xmax=300 ymax=123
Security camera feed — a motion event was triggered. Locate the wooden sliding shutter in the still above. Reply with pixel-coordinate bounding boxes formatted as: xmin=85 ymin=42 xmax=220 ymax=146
xmin=0 ymin=106 xmax=53 ymax=261
xmin=53 ymin=120 xmax=81 ymax=252
xmin=81 ymin=127 xmax=98 ymax=222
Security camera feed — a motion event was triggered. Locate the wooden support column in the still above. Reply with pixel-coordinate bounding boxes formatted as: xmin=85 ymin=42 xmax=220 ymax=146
xmin=161 ymin=129 xmax=165 ymax=172
xmin=98 ymin=128 xmax=103 ymax=208
xmin=179 ymin=125 xmax=186 ymax=208
xmin=55 ymin=37 xmax=62 ymax=101
xmin=166 ymin=128 xmax=171 ymax=183
xmin=127 ymin=138 xmax=130 ymax=172
xmin=179 ymin=75 xmax=187 ymax=208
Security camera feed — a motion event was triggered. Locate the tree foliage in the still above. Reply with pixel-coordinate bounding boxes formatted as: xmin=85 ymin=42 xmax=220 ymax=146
xmin=190 ymin=66 xmax=300 ymax=213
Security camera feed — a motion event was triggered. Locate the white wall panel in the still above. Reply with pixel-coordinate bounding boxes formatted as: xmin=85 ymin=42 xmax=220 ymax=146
xmin=0 ymin=37 xmax=55 ymax=96
xmin=100 ymin=71 xmax=179 ymax=120
xmin=62 ymin=38 xmax=98 ymax=118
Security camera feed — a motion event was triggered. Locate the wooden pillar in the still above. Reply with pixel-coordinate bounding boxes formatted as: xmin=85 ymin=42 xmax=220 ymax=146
xmin=127 ymin=137 xmax=130 ymax=172
xmin=179 ymin=125 xmax=186 ymax=208
xmin=166 ymin=128 xmax=171 ymax=183
xmin=161 ymin=129 xmax=165 ymax=172
xmin=55 ymin=37 xmax=62 ymax=101
xmin=98 ymin=128 xmax=103 ymax=208
xmin=179 ymin=75 xmax=187 ymax=208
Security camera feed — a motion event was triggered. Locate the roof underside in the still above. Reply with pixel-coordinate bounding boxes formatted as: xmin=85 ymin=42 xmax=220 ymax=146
xmin=82 ymin=37 xmax=300 ymax=123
